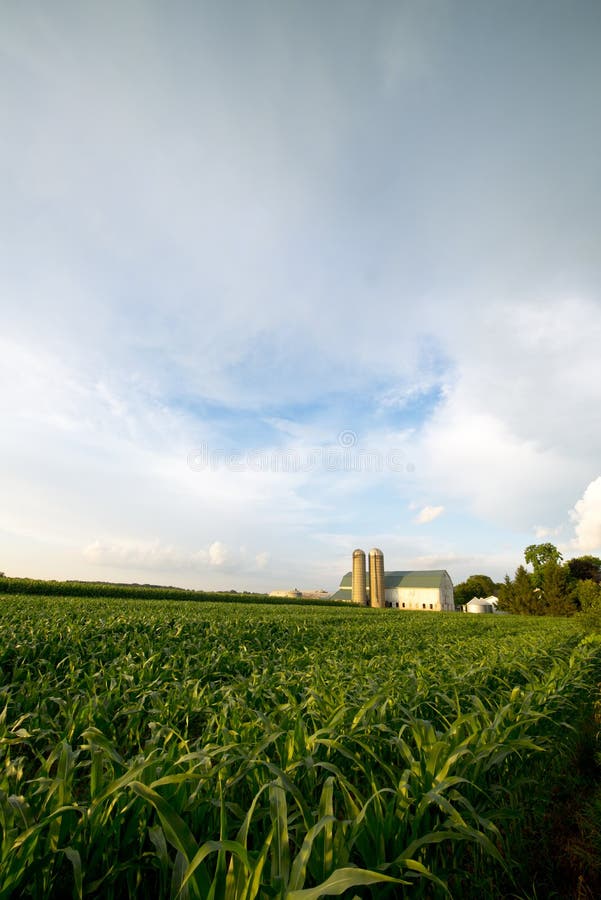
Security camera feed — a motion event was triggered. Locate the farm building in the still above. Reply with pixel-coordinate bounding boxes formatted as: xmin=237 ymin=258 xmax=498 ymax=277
xmin=463 ymin=596 xmax=499 ymax=614
xmin=331 ymin=549 xmax=454 ymax=611
xmin=268 ymin=588 xmax=331 ymax=600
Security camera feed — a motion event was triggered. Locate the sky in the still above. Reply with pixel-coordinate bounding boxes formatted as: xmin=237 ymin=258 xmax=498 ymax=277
xmin=1 ymin=0 xmax=601 ymax=592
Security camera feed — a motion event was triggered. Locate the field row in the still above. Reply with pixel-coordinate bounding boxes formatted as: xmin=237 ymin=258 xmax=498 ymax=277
xmin=1 ymin=597 xmax=599 ymax=897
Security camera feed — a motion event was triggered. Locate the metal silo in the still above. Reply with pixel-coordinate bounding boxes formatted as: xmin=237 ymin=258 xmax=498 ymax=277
xmin=368 ymin=548 xmax=385 ymax=608
xmin=351 ymin=549 xmax=367 ymax=605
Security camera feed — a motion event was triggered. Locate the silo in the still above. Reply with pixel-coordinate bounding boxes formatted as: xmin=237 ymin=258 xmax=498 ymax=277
xmin=368 ymin=548 xmax=385 ymax=608
xmin=351 ymin=549 xmax=367 ymax=605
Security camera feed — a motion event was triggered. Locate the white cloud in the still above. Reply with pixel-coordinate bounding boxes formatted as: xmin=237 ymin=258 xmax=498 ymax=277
xmin=448 ymin=298 xmax=601 ymax=463
xmin=82 ymin=538 xmax=271 ymax=575
xmin=208 ymin=541 xmax=228 ymax=567
xmin=534 ymin=525 xmax=562 ymax=540
xmin=255 ymin=551 xmax=270 ymax=570
xmin=83 ymin=539 xmax=209 ymax=571
xmin=415 ymin=387 xmax=583 ymax=529
xmin=570 ymin=477 xmax=601 ymax=554
xmin=415 ymin=505 xmax=445 ymax=524
xmin=403 ymin=294 xmax=601 ymax=539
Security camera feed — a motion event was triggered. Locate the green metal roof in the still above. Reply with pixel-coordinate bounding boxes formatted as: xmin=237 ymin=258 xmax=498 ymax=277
xmin=384 ymin=570 xmax=449 ymax=589
xmin=330 ymin=569 xmax=451 ymax=600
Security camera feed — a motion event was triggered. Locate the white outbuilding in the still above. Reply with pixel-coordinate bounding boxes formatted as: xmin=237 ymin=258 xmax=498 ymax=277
xmin=464 ymin=596 xmax=498 ymax=614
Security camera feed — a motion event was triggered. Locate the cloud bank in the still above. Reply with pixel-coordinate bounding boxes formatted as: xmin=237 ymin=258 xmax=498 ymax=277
xmin=1 ymin=2 xmax=600 ymax=589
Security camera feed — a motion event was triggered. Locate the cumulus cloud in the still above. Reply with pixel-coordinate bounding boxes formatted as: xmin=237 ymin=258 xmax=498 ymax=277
xmin=83 ymin=539 xmax=268 ymax=574
xmin=415 ymin=396 xmax=581 ymax=529
xmin=570 ymin=477 xmax=601 ymax=553
xmin=415 ymin=505 xmax=445 ymax=524
xmin=208 ymin=541 xmax=228 ymax=567
xmin=84 ymin=539 xmax=210 ymax=571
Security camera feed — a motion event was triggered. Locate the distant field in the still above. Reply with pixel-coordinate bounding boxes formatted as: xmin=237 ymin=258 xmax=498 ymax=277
xmin=0 ymin=575 xmax=343 ymax=606
xmin=1 ymin=596 xmax=599 ymax=897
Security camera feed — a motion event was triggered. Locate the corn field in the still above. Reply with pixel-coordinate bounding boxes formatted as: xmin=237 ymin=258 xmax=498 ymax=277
xmin=1 ymin=596 xmax=600 ymax=898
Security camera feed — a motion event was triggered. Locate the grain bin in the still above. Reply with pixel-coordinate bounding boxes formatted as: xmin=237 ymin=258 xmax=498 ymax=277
xmin=465 ymin=598 xmax=494 ymax=614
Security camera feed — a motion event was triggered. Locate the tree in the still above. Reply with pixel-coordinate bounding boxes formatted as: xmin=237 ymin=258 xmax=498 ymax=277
xmin=498 ymin=566 xmax=539 ymax=614
xmin=515 ymin=565 xmax=540 ymax=614
xmin=500 ymin=544 xmax=584 ymax=616
xmin=524 ymin=542 xmax=563 ymax=569
xmin=497 ymin=574 xmax=515 ymax=612
xmin=577 ymin=579 xmax=601 ymax=612
xmin=453 ymin=574 xmax=497 ymax=606
xmin=524 ymin=543 xmax=563 ymax=573
xmin=540 ymin=560 xmax=576 ymax=615
xmin=567 ymin=555 xmax=601 ymax=584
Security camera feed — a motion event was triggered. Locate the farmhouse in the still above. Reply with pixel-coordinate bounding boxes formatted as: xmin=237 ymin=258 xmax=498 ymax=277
xmin=331 ymin=548 xmax=454 ymax=611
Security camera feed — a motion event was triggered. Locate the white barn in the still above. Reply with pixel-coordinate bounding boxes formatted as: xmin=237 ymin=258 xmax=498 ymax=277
xmin=331 ymin=570 xmax=455 ymax=611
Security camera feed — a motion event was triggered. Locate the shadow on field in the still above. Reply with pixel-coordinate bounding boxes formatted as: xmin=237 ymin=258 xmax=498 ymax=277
xmin=515 ymin=701 xmax=601 ymax=899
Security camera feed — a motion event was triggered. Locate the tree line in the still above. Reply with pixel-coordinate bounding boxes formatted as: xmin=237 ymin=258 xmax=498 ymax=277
xmin=454 ymin=543 xmax=601 ymax=616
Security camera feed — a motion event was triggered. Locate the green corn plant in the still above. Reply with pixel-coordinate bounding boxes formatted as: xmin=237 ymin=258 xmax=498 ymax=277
xmin=0 ymin=593 xmax=600 ymax=897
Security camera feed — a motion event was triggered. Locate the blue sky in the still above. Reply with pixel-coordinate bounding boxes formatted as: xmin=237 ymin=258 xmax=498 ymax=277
xmin=2 ymin=1 xmax=601 ymax=591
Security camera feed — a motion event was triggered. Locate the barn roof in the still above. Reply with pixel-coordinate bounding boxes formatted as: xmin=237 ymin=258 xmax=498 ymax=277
xmin=330 ymin=569 xmax=451 ymax=601
xmin=385 ymin=570 xmax=449 ymax=588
